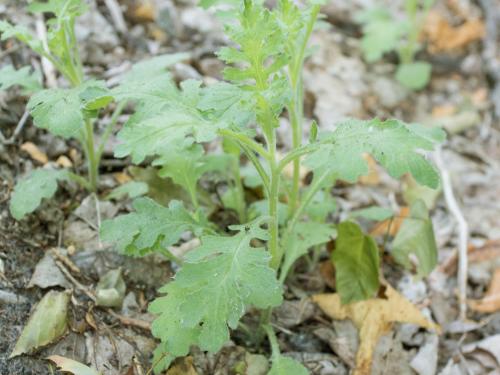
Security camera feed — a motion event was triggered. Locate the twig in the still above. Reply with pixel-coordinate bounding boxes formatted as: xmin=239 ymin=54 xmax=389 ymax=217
xmin=435 ymin=147 xmax=469 ymax=320
xmin=1 ymin=110 xmax=30 ymax=145
xmin=35 ymin=15 xmax=57 ymax=88
xmin=104 ymin=0 xmax=127 ymax=33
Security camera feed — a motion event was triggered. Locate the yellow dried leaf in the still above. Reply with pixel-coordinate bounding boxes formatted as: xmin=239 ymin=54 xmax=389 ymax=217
xmin=312 ymin=282 xmax=440 ymax=375
xmin=469 ymin=267 xmax=500 ymax=313
xmin=166 ymin=356 xmax=198 ymax=375
xmin=20 ymin=142 xmax=48 ymax=164
xmin=56 ymin=155 xmax=73 ymax=168
xmin=358 ymin=154 xmax=379 ymax=186
xmin=113 ymin=172 xmax=132 ymax=185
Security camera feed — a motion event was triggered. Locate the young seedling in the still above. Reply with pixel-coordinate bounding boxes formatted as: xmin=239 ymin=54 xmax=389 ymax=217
xmin=356 ymin=0 xmax=435 ymax=90
xmin=99 ymin=0 xmax=444 ymax=372
xmin=2 ymin=0 xmax=122 ymax=219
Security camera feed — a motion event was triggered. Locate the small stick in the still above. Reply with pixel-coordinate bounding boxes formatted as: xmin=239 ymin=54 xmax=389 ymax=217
xmin=35 ymin=16 xmax=57 ymax=88
xmin=104 ymin=0 xmax=127 ymax=33
xmin=1 ymin=110 xmax=30 ymax=145
xmin=435 ymin=147 xmax=469 ymax=320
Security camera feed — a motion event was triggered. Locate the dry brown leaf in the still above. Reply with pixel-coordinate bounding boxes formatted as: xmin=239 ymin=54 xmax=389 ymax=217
xmin=20 ymin=142 xmax=48 ymax=164
xmin=469 ymin=267 xmax=500 ymax=313
xmin=359 ymin=154 xmax=379 ymax=186
xmin=312 ymin=282 xmax=440 ymax=375
xmin=424 ymin=11 xmax=485 ymax=52
xmin=113 ymin=172 xmax=132 ymax=185
xmin=319 ymin=260 xmax=336 ymax=289
xmin=166 ymin=356 xmax=198 ymax=375
xmin=370 ymin=206 xmax=410 ymax=237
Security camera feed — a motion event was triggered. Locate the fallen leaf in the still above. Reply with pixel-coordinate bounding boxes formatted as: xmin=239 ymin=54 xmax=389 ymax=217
xmin=56 ymin=155 xmax=73 ymax=168
xmin=469 ymin=267 xmax=500 ymax=313
xmin=28 ymin=252 xmax=70 ymax=289
xmin=319 ymin=260 xmax=336 ymax=289
xmin=47 ymin=355 xmax=100 ymax=375
xmin=166 ymin=356 xmax=198 ymax=375
xmin=10 ymin=290 xmax=70 ymax=357
xmin=113 ymin=171 xmax=132 ymax=185
xmin=312 ymin=282 xmax=440 ymax=375
xmin=424 ymin=11 xmax=485 ymax=52
xmin=128 ymin=0 xmax=156 ymax=23
xmin=370 ymin=206 xmax=410 ymax=237
xmin=20 ymin=142 xmax=48 ymax=164
xmin=462 ymin=334 xmax=500 ymax=371
xmin=432 ymin=104 xmax=457 ymax=118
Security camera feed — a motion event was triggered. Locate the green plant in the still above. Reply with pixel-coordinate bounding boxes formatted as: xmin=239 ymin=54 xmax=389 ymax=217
xmin=356 ymin=0 xmax=435 ymax=90
xmin=2 ymin=0 xmax=139 ymax=219
xmin=93 ymin=0 xmax=444 ymax=372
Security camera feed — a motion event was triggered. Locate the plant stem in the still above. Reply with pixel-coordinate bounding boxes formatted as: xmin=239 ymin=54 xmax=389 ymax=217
xmin=219 ymin=129 xmax=270 ymax=160
xmin=287 ymin=5 xmax=320 ymax=217
xmin=84 ymin=118 xmax=98 ymax=192
xmin=231 ymin=156 xmax=247 ymax=223
xmin=263 ymin=324 xmax=280 ymax=358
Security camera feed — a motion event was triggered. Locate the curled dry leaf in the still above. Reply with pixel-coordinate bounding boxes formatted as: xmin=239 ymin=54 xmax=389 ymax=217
xmin=469 ymin=267 xmax=500 ymax=313
xmin=47 ymin=355 xmax=100 ymax=375
xmin=370 ymin=206 xmax=410 ymax=237
xmin=312 ymin=282 xmax=440 ymax=375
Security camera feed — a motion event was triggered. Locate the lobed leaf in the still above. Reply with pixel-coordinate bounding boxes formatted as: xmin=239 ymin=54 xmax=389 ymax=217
xmin=396 ymin=61 xmax=432 ymax=90
xmin=305 ymin=118 xmax=444 ymax=189
xmin=10 ymin=169 xmax=68 ymax=220
xmin=149 ymin=219 xmax=283 ymax=370
xmin=0 ymin=65 xmax=42 ymax=93
xmin=100 ymin=197 xmax=204 ymax=256
xmin=28 ymin=81 xmax=112 ymax=138
xmin=332 ymin=221 xmax=380 ymax=304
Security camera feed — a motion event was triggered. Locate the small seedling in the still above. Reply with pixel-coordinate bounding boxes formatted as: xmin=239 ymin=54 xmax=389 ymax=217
xmin=101 ymin=0 xmax=444 ymax=372
xmin=356 ymin=0 xmax=435 ymax=90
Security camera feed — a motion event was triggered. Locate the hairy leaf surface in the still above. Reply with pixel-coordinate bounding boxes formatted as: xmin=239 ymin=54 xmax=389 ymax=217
xmin=332 ymin=221 xmax=380 ymax=304
xmin=306 ymin=119 xmax=444 ymax=188
xmin=149 ymin=220 xmax=282 ymax=366
xmin=10 ymin=169 xmax=68 ymax=220
xmin=100 ymin=197 xmax=204 ymax=256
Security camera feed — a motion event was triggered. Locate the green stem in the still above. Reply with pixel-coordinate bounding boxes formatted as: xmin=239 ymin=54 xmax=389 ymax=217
xmin=219 ymin=129 xmax=270 ymax=160
xmin=239 ymin=143 xmax=271 ymax=196
xmin=231 ymin=156 xmax=247 ymax=223
xmin=287 ymin=5 xmax=321 ymax=217
xmin=263 ymin=324 xmax=280 ymax=358
xmin=277 ymin=143 xmax=318 ymax=174
xmin=66 ymin=171 xmax=91 ymax=191
xmin=84 ymin=118 xmax=98 ymax=192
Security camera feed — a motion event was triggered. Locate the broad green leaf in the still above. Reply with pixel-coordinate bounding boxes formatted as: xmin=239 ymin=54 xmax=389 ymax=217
xmin=350 ymin=206 xmax=394 ymax=221
xmin=115 ymin=108 xmax=223 ymax=164
xmin=281 ymin=221 xmax=335 ymax=280
xmin=149 ymin=219 xmax=282 ymax=369
xmin=391 ymin=199 xmax=437 ymax=277
xmin=332 ymin=221 xmax=380 ymax=304
xmin=268 ymin=355 xmax=308 ymax=375
xmin=100 ymin=197 xmax=204 ymax=256
xmin=153 ymin=144 xmax=230 ymax=198
xmin=106 ymin=181 xmax=149 ymax=200
xmin=10 ymin=169 xmax=68 ymax=220
xmin=47 ymin=355 xmax=100 ymax=375
xmin=28 ymin=81 xmax=111 ymax=138
xmin=248 ymin=200 xmax=288 ymax=225
xmin=305 ymin=118 xmax=444 ymax=189
xmin=396 ymin=62 xmax=432 ymax=90
xmin=0 ymin=65 xmax=42 ymax=93
xmin=10 ymin=291 xmax=70 ymax=357
xmin=112 ymin=53 xmax=188 ymax=104
xmin=355 ymin=8 xmax=406 ymax=62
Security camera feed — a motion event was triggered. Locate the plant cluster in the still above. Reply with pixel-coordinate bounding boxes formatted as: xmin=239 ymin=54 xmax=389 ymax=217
xmin=356 ymin=0 xmax=435 ymax=90
xmin=4 ymin=0 xmax=444 ymax=373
